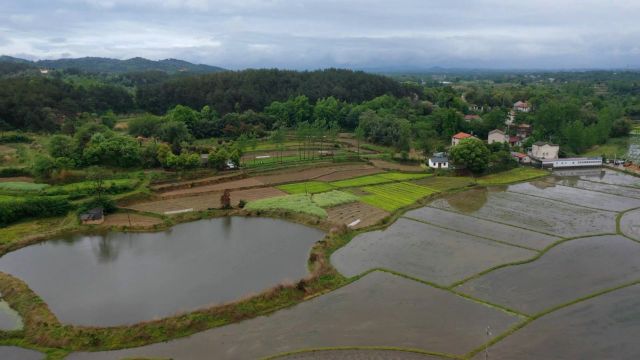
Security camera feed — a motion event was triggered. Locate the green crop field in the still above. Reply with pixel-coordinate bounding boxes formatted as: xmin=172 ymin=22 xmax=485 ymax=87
xmin=44 ymin=178 xmax=138 ymax=196
xmin=277 ymin=181 xmax=336 ymax=194
xmin=330 ymin=172 xmax=429 ymax=188
xmin=245 ymin=194 xmax=327 ymax=218
xmin=412 ymin=176 xmax=475 ymax=191
xmin=360 ymin=182 xmax=437 ymax=212
xmin=0 ymin=182 xmax=50 ymax=192
xmin=476 ymin=167 xmax=549 ymax=186
xmin=312 ymin=190 xmax=359 ymax=208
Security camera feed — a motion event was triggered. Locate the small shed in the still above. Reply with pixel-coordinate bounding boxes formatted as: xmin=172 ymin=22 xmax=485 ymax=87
xmin=80 ymin=207 xmax=104 ymax=225
xmin=428 ymin=152 xmax=449 ymax=169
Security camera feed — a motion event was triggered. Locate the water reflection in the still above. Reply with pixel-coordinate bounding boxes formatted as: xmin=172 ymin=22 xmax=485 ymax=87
xmin=445 ymin=188 xmax=488 ymax=213
xmin=0 ymin=217 xmax=324 ymax=326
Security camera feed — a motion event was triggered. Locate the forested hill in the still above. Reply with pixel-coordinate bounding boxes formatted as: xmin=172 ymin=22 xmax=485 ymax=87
xmin=0 ymin=68 xmax=410 ymax=131
xmin=0 ymin=56 xmax=225 ymax=74
xmin=137 ymin=68 xmax=411 ymax=115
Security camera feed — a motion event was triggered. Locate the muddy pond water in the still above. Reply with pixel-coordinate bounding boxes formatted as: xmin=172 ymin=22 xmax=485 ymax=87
xmin=0 ymin=217 xmax=324 ymax=326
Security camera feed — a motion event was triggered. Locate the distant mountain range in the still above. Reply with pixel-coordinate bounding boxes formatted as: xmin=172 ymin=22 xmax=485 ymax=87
xmin=0 ymin=55 xmax=226 ymax=74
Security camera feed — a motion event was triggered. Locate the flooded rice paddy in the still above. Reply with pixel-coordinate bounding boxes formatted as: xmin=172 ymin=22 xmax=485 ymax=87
xmin=430 ymin=188 xmax=616 ymax=236
xmin=474 ymin=284 xmax=640 ymax=360
xmin=404 ymin=207 xmax=558 ymax=250
xmin=331 ymin=218 xmax=534 ymax=285
xmin=0 ymin=346 xmax=43 ymax=360
xmin=457 ymin=235 xmax=640 ymax=314
xmin=506 ymin=181 xmax=640 ymax=211
xmin=620 ymin=208 xmax=640 ymax=241
xmin=67 ymin=271 xmax=521 ymax=360
xmin=0 ymin=297 xmax=22 ymax=330
xmin=0 ymin=217 xmax=323 ymax=326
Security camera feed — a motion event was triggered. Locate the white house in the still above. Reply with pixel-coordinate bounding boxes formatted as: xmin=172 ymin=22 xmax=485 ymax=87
xmin=428 ymin=152 xmax=449 ymax=169
xmin=530 ymin=142 xmax=559 ymax=160
xmin=488 ymin=129 xmax=508 ymax=144
xmin=451 ymin=132 xmax=474 ymax=146
xmin=511 ymin=152 xmax=531 ymax=164
xmin=514 ymin=101 xmax=531 ymax=112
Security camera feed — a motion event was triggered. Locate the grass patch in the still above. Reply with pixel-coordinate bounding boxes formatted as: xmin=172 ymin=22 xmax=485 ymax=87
xmin=377 ymin=172 xmax=430 ymax=181
xmin=413 ymin=176 xmax=475 ymax=191
xmin=0 ymin=182 xmax=50 ymax=192
xmin=476 ymin=167 xmax=548 ymax=186
xmin=277 ymin=181 xmax=336 ymax=194
xmin=245 ymin=194 xmax=327 ymax=218
xmin=581 ymin=137 xmax=630 ymax=157
xmin=44 ymin=179 xmax=137 ymax=196
xmin=360 ymin=182 xmax=437 ymax=212
xmin=312 ymin=190 xmax=359 ymax=208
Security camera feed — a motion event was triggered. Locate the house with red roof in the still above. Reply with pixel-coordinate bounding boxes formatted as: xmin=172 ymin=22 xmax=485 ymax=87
xmin=513 ymin=101 xmax=531 ymax=112
xmin=451 ymin=132 xmax=474 ymax=146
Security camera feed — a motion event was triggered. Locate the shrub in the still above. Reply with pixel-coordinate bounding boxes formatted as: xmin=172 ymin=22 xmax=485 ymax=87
xmin=0 ymin=196 xmax=72 ymax=226
xmin=0 ymin=134 xmax=33 ymax=144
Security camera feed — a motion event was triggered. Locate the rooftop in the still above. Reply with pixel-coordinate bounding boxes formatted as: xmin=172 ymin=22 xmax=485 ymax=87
xmin=452 ymin=132 xmax=473 ymax=139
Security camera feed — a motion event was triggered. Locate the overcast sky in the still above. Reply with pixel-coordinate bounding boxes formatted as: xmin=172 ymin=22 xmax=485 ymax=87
xmin=1 ymin=0 xmax=639 ymax=70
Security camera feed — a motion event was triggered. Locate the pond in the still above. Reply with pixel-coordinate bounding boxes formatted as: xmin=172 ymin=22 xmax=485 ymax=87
xmin=0 ymin=217 xmax=324 ymax=326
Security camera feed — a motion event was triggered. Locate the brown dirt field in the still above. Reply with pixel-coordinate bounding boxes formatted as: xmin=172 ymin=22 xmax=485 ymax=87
xmin=160 ymin=177 xmax=265 ymax=199
xmin=0 ymin=145 xmax=16 ymax=153
xmin=0 ymin=176 xmax=34 ymax=183
xmin=327 ymin=201 xmax=390 ymax=229
xmin=369 ymin=159 xmax=425 ymax=172
xmin=102 ymin=213 xmax=163 ymax=227
xmin=314 ymin=168 xmax=383 ymax=182
xmin=255 ymin=164 xmax=376 ymax=185
xmin=151 ymin=171 xmax=243 ymax=192
xmin=127 ymin=187 xmax=286 ymax=214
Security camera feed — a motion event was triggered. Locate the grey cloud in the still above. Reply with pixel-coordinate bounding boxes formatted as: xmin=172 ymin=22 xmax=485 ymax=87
xmin=0 ymin=0 xmax=638 ymax=69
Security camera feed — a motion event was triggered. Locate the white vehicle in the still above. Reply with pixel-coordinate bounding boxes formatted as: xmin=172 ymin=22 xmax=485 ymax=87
xmin=226 ymin=160 xmax=237 ymax=169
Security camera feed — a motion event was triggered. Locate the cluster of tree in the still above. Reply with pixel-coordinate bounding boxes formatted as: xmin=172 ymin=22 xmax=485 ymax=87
xmin=0 ymin=77 xmax=133 ymax=131
xmin=450 ymin=138 xmax=516 ymax=174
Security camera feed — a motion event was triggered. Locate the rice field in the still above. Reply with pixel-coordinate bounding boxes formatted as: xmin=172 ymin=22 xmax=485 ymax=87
xmin=376 ymin=172 xmax=431 ymax=181
xmin=0 ymin=182 xmax=50 ymax=192
xmin=311 ymin=190 xmax=359 ymax=208
xmin=245 ymin=194 xmax=327 ymax=218
xmin=359 ymin=182 xmax=437 ymax=212
xmin=277 ymin=181 xmax=336 ymax=194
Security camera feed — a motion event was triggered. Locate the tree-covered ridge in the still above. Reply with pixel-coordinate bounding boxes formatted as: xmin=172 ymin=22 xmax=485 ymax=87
xmin=0 ymin=56 xmax=226 ymax=74
xmin=136 ymin=68 xmax=411 ymax=115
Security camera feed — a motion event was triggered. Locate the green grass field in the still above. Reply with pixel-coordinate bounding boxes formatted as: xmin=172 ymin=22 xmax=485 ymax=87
xmin=312 ymin=190 xmax=359 ymax=208
xmin=0 ymin=182 xmax=50 ymax=192
xmin=377 ymin=172 xmax=430 ymax=181
xmin=476 ymin=167 xmax=548 ymax=186
xmin=581 ymin=137 xmax=630 ymax=157
xmin=413 ymin=176 xmax=475 ymax=191
xmin=330 ymin=172 xmax=426 ymax=188
xmin=277 ymin=181 xmax=336 ymax=194
xmin=360 ymin=182 xmax=437 ymax=212
xmin=245 ymin=194 xmax=327 ymax=218
xmin=44 ymin=179 xmax=138 ymax=196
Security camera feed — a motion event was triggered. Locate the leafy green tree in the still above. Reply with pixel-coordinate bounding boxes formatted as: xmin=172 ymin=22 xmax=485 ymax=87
xmin=83 ymin=133 xmax=141 ymax=167
xmin=449 ymin=137 xmax=490 ymax=174
xmin=48 ymin=134 xmax=76 ymax=159
xmin=611 ymin=118 xmax=632 ymax=137
xmin=159 ymin=121 xmax=191 ymax=152
xmin=128 ymin=115 xmax=163 ymax=138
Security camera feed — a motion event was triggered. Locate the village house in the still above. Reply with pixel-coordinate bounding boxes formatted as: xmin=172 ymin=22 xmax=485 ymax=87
xmin=513 ymin=100 xmax=531 ymax=112
xmin=517 ymin=123 xmax=532 ymax=138
xmin=509 ymin=135 xmax=521 ymax=147
xmin=428 ymin=152 xmax=449 ymax=169
xmin=451 ymin=132 xmax=474 ymax=146
xmin=488 ymin=129 xmax=508 ymax=144
xmin=530 ymin=142 xmax=560 ymax=160
xmin=80 ymin=207 xmax=104 ymax=225
xmin=505 ymin=110 xmax=515 ymax=125
xmin=511 ymin=152 xmax=531 ymax=164
xmin=464 ymin=114 xmax=481 ymax=122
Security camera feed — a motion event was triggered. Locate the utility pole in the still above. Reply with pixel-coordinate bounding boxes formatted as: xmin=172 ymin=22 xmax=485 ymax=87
xmin=485 ymin=325 xmax=492 ymax=360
